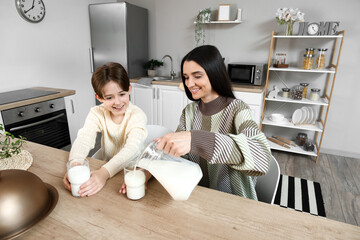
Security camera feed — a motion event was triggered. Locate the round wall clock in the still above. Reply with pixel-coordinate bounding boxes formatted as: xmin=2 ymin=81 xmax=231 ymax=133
xmin=15 ymin=0 xmax=46 ymax=23
xmin=307 ymin=23 xmax=319 ymax=35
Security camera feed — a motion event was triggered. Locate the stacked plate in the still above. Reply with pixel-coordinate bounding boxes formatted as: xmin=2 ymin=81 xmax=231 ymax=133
xmin=292 ymin=106 xmax=317 ymax=125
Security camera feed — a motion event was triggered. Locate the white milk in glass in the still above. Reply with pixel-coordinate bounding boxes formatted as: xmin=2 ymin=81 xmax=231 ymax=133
xmin=138 ymin=157 xmax=202 ymax=201
xmin=67 ymin=165 xmax=90 ymax=197
xmin=124 ymin=169 xmax=146 ymax=200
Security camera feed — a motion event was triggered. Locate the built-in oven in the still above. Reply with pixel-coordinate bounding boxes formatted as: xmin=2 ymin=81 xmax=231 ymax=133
xmin=1 ymin=98 xmax=71 ymax=150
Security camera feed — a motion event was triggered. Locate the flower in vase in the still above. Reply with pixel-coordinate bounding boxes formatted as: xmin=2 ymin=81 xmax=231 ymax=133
xmin=276 ymin=8 xmax=304 ymax=25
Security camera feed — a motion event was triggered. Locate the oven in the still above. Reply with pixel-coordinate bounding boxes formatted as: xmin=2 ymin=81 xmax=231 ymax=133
xmin=1 ymin=98 xmax=71 ymax=150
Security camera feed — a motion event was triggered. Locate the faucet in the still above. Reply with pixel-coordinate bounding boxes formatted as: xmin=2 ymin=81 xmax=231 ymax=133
xmin=161 ymin=55 xmax=176 ymax=80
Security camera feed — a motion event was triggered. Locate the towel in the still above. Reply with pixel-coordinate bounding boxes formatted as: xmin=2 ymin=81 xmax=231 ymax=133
xmin=137 ymin=78 xmax=153 ymax=87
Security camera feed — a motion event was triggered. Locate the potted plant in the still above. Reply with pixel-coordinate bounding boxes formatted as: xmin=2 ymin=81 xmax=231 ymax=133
xmin=195 ymin=8 xmax=212 ymax=46
xmin=144 ymin=59 xmax=163 ymax=77
xmin=0 ymin=123 xmax=31 ymax=170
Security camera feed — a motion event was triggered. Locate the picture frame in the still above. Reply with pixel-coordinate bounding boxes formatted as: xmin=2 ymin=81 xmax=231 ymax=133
xmin=218 ymin=4 xmax=230 ymax=21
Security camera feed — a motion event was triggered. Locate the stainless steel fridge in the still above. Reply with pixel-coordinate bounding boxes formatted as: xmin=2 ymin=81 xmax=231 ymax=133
xmin=89 ymin=2 xmax=148 ymax=78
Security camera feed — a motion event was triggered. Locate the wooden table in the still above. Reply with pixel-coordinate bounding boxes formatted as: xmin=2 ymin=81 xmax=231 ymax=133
xmin=16 ymin=141 xmax=360 ymax=239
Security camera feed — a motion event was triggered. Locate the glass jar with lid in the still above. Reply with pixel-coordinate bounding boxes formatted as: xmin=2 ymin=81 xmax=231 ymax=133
xmin=305 ymin=48 xmax=315 ymax=55
xmin=300 ymin=83 xmax=309 ymax=98
xmin=296 ymin=133 xmax=308 ymax=146
xmin=302 ymin=54 xmax=314 ymax=70
xmin=281 ymin=88 xmax=290 ymax=98
xmin=309 ymin=88 xmax=321 ymax=101
xmin=291 ymin=85 xmax=303 ymax=100
xmin=316 ymin=48 xmax=327 ymax=69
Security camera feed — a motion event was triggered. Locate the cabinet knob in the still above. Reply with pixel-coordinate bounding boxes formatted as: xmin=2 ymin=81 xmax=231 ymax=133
xmin=35 ymin=107 xmax=41 ymax=112
xmin=50 ymin=104 xmax=55 ymax=108
xmin=18 ymin=111 xmax=24 ymax=117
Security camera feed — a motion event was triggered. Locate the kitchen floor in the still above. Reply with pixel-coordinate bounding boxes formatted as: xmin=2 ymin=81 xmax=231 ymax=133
xmin=272 ymin=150 xmax=360 ymax=226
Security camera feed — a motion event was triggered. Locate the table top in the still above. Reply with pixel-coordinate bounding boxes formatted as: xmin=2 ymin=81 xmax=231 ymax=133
xmin=16 ymin=141 xmax=360 ymax=239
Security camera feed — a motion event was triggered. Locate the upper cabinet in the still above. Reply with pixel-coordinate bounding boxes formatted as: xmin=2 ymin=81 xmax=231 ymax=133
xmin=261 ymin=31 xmax=345 ymax=163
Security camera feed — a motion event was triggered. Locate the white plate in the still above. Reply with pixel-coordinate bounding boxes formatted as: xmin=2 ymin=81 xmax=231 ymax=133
xmin=301 ymin=107 xmax=308 ymax=124
xmin=292 ymin=109 xmax=302 ymax=124
xmin=306 ymin=107 xmax=314 ymax=124
xmin=311 ymin=107 xmax=318 ymax=124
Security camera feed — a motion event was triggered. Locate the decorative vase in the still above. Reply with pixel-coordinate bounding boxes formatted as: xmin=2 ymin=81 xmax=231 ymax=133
xmin=285 ymin=22 xmax=294 ymax=36
xmin=147 ymin=69 xmax=156 ymax=77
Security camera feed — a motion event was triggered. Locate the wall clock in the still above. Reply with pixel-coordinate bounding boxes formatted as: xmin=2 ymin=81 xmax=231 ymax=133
xmin=15 ymin=0 xmax=46 ymax=23
xmin=307 ymin=23 xmax=320 ymax=35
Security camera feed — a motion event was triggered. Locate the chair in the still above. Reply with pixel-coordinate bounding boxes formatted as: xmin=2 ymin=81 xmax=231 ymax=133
xmin=91 ymin=125 xmax=173 ymax=159
xmin=255 ymin=155 xmax=280 ymax=204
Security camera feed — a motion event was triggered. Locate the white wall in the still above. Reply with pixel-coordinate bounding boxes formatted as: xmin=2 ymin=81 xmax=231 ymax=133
xmin=1 ymin=0 xmax=359 ymax=158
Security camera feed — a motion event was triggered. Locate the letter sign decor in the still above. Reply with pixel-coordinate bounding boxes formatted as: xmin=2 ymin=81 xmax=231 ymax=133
xmin=298 ymin=21 xmax=340 ymax=36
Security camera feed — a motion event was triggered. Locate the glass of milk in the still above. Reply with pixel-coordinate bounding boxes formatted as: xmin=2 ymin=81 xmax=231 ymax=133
xmin=124 ymin=163 xmax=146 ymax=200
xmin=66 ymin=158 xmax=90 ymax=197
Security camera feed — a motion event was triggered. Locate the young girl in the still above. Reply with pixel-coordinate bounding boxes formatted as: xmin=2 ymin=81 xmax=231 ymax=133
xmin=156 ymin=45 xmax=272 ymax=200
xmin=63 ymin=62 xmax=147 ymax=197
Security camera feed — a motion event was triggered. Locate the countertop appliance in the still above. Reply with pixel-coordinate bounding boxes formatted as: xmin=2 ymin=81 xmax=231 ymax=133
xmin=228 ymin=63 xmax=266 ymax=86
xmin=89 ymin=2 xmax=148 ymax=78
xmin=0 ymin=89 xmax=71 ymax=150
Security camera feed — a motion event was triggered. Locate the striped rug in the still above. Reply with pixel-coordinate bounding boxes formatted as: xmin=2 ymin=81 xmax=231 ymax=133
xmin=274 ymin=174 xmax=326 ymax=217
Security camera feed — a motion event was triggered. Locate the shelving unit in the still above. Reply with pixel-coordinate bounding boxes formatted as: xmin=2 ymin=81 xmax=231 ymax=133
xmin=260 ymin=31 xmax=345 ymax=163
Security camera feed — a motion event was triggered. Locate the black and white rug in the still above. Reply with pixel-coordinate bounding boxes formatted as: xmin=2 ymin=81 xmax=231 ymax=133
xmin=274 ymin=174 xmax=326 ymax=217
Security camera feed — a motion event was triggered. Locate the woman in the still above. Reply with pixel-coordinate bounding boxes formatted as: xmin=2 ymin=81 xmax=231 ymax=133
xmin=156 ymin=45 xmax=272 ymax=200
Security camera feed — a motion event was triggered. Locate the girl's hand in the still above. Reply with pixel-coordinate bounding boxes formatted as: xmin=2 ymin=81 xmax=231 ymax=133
xmin=120 ymin=170 xmax=152 ymax=194
xmin=78 ymin=167 xmax=110 ymax=197
xmin=155 ymin=131 xmax=191 ymax=158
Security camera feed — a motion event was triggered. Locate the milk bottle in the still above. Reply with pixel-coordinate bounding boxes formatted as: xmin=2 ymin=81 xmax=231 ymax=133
xmin=136 ymin=142 xmax=202 ymax=201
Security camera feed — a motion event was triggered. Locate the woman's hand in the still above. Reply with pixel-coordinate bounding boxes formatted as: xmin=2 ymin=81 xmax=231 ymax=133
xmin=120 ymin=170 xmax=152 ymax=194
xmin=78 ymin=167 xmax=110 ymax=197
xmin=155 ymin=131 xmax=191 ymax=158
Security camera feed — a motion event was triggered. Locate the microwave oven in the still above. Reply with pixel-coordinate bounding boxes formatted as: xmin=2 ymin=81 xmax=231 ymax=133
xmin=228 ymin=63 xmax=266 ymax=85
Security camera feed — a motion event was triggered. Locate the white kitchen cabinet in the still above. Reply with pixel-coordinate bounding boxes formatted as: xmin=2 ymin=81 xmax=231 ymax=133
xmin=233 ymin=90 xmax=264 ymax=126
xmin=64 ymin=95 xmax=78 ymax=144
xmin=131 ymin=83 xmax=187 ymax=131
xmin=131 ymin=82 xmax=264 ymax=131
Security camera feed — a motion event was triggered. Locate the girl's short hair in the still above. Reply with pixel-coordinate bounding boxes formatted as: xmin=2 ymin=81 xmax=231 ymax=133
xmin=181 ymin=45 xmax=235 ymax=101
xmin=91 ymin=62 xmax=130 ymax=99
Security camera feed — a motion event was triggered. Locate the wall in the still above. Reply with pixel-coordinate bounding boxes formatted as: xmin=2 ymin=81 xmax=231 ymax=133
xmin=1 ymin=0 xmax=359 ymax=158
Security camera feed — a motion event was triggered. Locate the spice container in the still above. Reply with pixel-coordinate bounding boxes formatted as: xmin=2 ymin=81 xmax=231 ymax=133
xmin=309 ymin=88 xmax=321 ymax=101
xmin=291 ymin=85 xmax=303 ymax=100
xmin=305 ymin=48 xmax=315 ymax=55
xmin=316 ymin=48 xmax=327 ymax=69
xmin=300 ymin=83 xmax=309 ymax=98
xmin=302 ymin=54 xmax=314 ymax=70
xmin=296 ymin=133 xmax=308 ymax=146
xmin=281 ymin=88 xmax=290 ymax=98
xmin=304 ymin=140 xmax=315 ymax=152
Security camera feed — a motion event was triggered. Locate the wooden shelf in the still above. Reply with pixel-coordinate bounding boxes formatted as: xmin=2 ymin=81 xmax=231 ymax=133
xmin=265 ymin=96 xmax=329 ymax=106
xmin=268 ymin=140 xmax=318 ymax=157
xmin=273 ymin=34 xmax=343 ymax=39
xmin=262 ymin=116 xmax=323 ymax=132
xmin=269 ymin=67 xmax=335 ymax=74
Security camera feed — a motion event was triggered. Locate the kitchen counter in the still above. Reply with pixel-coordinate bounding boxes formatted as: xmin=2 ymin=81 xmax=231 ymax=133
xmin=0 ymin=87 xmax=75 ymax=111
xmin=130 ymin=78 xmax=265 ymax=93
xmin=15 ymin=140 xmax=360 ymax=239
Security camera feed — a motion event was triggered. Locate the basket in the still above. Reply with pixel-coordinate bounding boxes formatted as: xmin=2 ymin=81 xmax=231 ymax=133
xmin=0 ymin=150 xmax=33 ymax=170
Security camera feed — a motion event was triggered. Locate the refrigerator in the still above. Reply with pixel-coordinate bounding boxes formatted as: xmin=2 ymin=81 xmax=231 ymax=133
xmin=88 ymin=2 xmax=148 ymax=78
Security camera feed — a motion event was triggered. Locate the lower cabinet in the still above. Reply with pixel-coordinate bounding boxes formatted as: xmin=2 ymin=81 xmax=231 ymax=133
xmin=131 ymin=83 xmax=188 ymax=131
xmin=131 ymin=83 xmax=264 ymax=130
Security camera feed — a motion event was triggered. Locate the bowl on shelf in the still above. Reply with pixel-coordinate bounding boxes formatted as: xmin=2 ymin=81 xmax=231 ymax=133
xmin=270 ymin=113 xmax=285 ymax=123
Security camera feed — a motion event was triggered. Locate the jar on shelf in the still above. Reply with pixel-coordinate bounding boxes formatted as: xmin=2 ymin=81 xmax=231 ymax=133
xmin=291 ymin=85 xmax=303 ymax=100
xmin=316 ymin=48 xmax=328 ymax=69
xmin=302 ymin=54 xmax=314 ymax=70
xmin=309 ymin=88 xmax=321 ymax=101
xmin=305 ymin=48 xmax=315 ymax=55
xmin=281 ymin=88 xmax=290 ymax=98
xmin=300 ymin=83 xmax=309 ymax=98
xmin=304 ymin=140 xmax=315 ymax=152
xmin=296 ymin=133 xmax=308 ymax=146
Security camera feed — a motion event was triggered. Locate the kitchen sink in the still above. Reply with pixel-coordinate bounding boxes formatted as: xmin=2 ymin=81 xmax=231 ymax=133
xmin=152 ymin=76 xmax=179 ymax=81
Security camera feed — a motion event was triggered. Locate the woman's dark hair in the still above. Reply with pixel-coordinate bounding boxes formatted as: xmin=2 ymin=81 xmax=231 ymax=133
xmin=91 ymin=62 xmax=130 ymax=99
xmin=181 ymin=45 xmax=235 ymax=101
